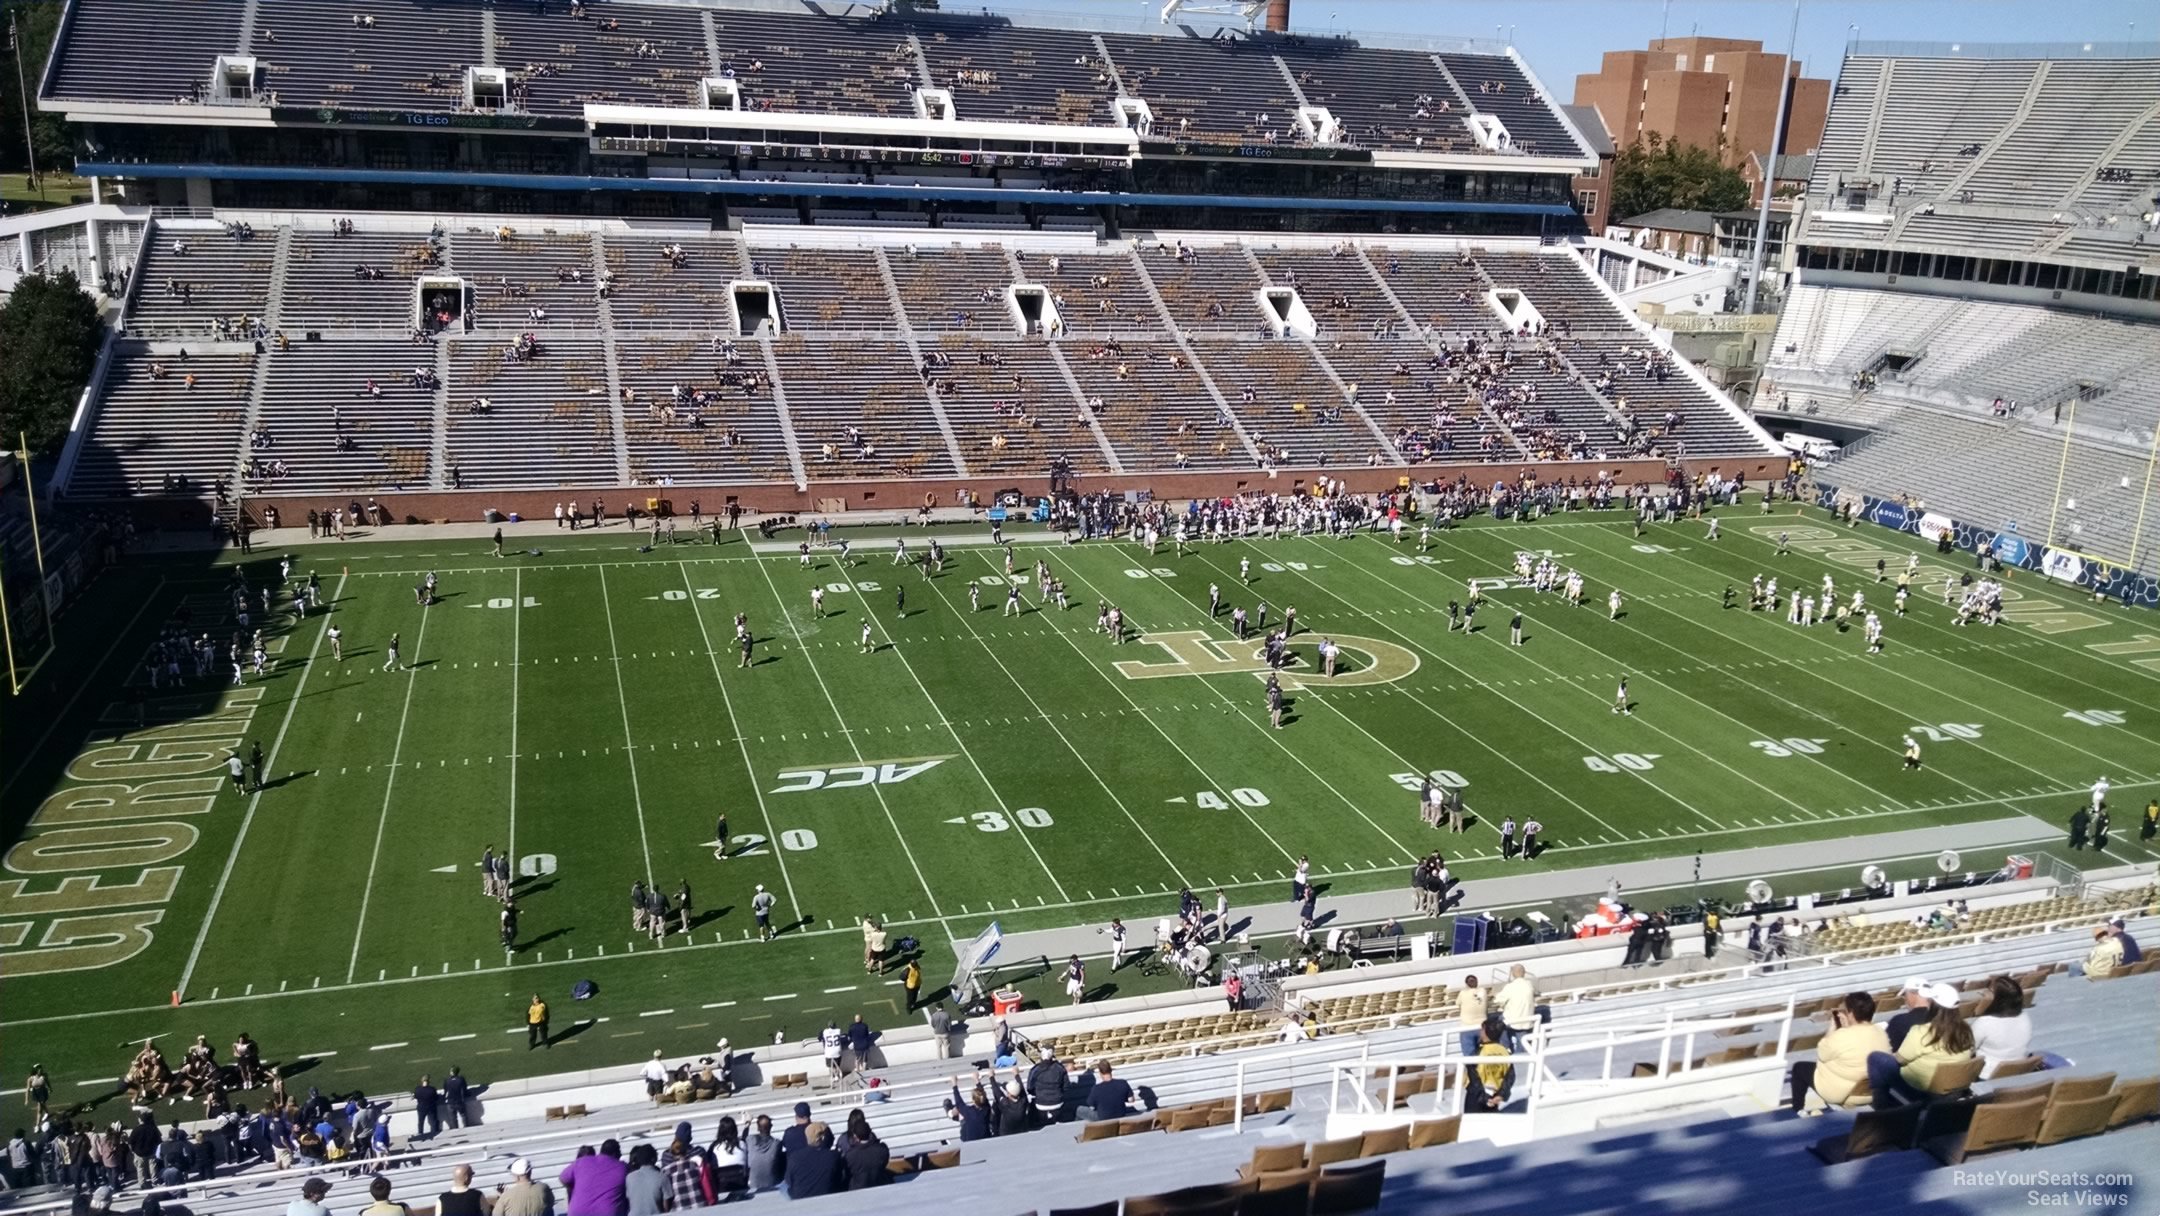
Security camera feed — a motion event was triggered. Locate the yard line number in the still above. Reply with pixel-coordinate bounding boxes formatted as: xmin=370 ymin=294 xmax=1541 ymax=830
xmin=729 ymin=831 xmax=819 ymax=855
xmin=1749 ymin=737 xmax=1829 ymax=757
xmin=965 ymin=807 xmax=1055 ymax=833
xmin=1908 ymin=723 xmax=1985 ymax=742
xmin=1584 ymin=753 xmax=1660 ymax=772
xmin=2062 ymin=709 xmax=2125 ymax=726
xmin=1389 ymin=770 xmax=1471 ymax=791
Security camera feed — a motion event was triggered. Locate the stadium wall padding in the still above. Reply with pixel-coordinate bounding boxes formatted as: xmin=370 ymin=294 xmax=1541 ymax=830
xmin=1812 ymin=481 xmax=2160 ymax=609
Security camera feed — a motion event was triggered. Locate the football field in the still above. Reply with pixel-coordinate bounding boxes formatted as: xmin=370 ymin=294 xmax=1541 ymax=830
xmin=7 ymin=505 xmax=2159 ymax=1116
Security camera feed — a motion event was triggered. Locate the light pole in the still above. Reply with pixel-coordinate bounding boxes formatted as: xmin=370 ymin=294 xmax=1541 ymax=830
xmin=1743 ymin=0 xmax=1803 ymax=314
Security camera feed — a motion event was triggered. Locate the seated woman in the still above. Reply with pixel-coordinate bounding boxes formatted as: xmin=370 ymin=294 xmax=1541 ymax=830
xmin=1788 ymin=991 xmax=1889 ymax=1116
xmin=1865 ymin=982 xmax=1974 ymax=1107
xmin=1968 ymin=975 xmax=2034 ymax=1078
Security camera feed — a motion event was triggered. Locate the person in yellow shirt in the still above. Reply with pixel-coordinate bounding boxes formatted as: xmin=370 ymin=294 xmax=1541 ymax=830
xmin=1789 ymin=992 xmax=1891 ymax=1115
xmin=527 ymin=994 xmax=550 ymax=1050
xmin=1466 ymin=1019 xmax=1514 ymax=1111
xmin=1865 ymin=982 xmax=1972 ymax=1107
xmin=2076 ymin=925 xmax=2124 ymax=978
xmin=1456 ymin=975 xmax=1488 ymax=1058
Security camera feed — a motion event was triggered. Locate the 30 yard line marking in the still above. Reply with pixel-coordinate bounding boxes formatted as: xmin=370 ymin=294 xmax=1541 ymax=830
xmin=596 ymin=565 xmax=658 ymax=885
xmin=915 ymin=555 xmax=1188 ymax=886
xmin=346 ymin=581 xmax=433 ymax=983
xmin=180 ymin=572 xmax=346 ymax=998
xmin=677 ymin=565 xmax=800 ymax=915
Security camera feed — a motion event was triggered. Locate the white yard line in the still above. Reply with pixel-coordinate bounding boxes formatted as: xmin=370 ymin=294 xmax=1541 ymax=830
xmin=1544 ymin=527 xmax=2154 ymax=797
xmin=345 ymin=586 xmax=433 ymax=983
xmin=508 ymin=566 xmax=522 ymax=871
xmin=1021 ymin=556 xmax=1298 ymax=865
xmin=677 ymin=565 xmax=801 ymax=916
xmin=747 ymin=555 xmax=949 ymax=923
xmin=178 ymin=573 xmax=345 ymax=998
xmin=910 ymin=557 xmax=1190 ymax=886
xmin=862 ymin=568 xmax=1071 ymax=901
xmin=596 ymin=565 xmax=658 ymax=886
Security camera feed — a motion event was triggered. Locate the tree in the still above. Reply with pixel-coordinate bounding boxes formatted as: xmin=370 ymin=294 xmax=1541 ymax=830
xmin=1 ymin=2 xmax=78 ymax=178
xmin=0 ymin=270 xmax=104 ymax=458
xmin=1610 ymin=131 xmax=1751 ymax=221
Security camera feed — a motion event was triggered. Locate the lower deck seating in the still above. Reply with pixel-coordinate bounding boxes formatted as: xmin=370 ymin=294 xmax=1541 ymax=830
xmin=602 ymin=236 xmax=751 ymax=331
xmin=282 ymin=231 xmax=438 ymax=330
xmin=70 ymin=348 xmax=254 ymax=497
xmin=253 ymin=340 xmax=435 ymax=495
xmin=127 ymin=230 xmax=274 ymax=336
xmin=451 ymin=231 xmax=602 ymax=330
xmin=771 ymin=338 xmax=956 ymax=478
xmin=445 ymin=338 xmax=615 ymax=490
xmin=1192 ymin=340 xmax=1363 ymax=467
xmin=617 ymin=338 xmax=793 ymax=486
xmin=1063 ymin=340 xmax=1247 ymax=471
xmin=920 ymin=336 xmax=1110 ymax=477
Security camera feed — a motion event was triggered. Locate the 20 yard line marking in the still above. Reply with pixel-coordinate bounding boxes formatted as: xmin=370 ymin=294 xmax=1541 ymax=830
xmin=678 ymin=566 xmax=800 ymax=915
xmin=180 ymin=572 xmax=346 ymax=998
xmin=750 ymin=555 xmax=948 ymax=924
xmin=346 ymin=581 xmax=433 ymax=983
xmin=596 ymin=566 xmax=658 ymax=885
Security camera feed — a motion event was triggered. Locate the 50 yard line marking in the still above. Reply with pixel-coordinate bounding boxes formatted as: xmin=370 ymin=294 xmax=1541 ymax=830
xmin=678 ymin=564 xmax=800 ymax=916
xmin=597 ymin=566 xmax=657 ymax=887
xmin=346 ymin=586 xmax=433 ymax=983
xmin=180 ymin=573 xmax=344 ymax=998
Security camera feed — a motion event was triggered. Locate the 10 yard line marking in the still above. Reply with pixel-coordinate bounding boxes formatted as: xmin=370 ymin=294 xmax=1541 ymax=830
xmin=346 ymin=586 xmax=433 ymax=983
xmin=180 ymin=572 xmax=345 ymax=998
xmin=596 ymin=565 xmax=658 ymax=886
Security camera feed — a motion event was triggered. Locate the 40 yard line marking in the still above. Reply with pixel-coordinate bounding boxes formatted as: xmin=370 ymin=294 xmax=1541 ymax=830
xmin=597 ymin=565 xmax=658 ymax=886
xmin=912 ymin=560 xmax=1189 ymax=887
xmin=180 ymin=572 xmax=344 ymax=998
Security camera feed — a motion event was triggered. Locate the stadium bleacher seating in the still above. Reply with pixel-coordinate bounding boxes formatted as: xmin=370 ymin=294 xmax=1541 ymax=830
xmin=493 ymin=2 xmax=709 ymax=115
xmin=916 ymin=20 xmax=1114 ymax=128
xmin=59 ymin=219 xmax=1778 ymax=499
xmin=1272 ymin=42 xmax=1477 ymax=154
xmin=68 ymin=347 xmax=253 ymax=498
xmin=1098 ymin=29 xmax=1304 ymax=145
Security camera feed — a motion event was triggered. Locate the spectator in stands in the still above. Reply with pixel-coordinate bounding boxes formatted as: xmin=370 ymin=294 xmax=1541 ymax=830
xmin=2074 ymin=925 xmax=2123 ymax=978
xmin=781 ymin=1122 xmax=839 ymax=1200
xmin=1465 ymin=1018 xmax=1514 ymax=1111
xmin=2111 ymin=917 xmax=2142 ymax=964
xmin=1882 ymin=977 xmax=1932 ymax=1050
xmin=494 ymin=1160 xmax=550 ymax=1216
xmin=1455 ymin=974 xmax=1487 ymax=1057
xmin=621 ymin=1144 xmax=666 ymax=1216
xmin=1968 ymin=976 xmax=2033 ymax=1078
xmin=558 ymin=1141 xmax=627 ymax=1216
xmin=1026 ymin=1050 xmax=1069 ymax=1124
xmin=359 ymin=1175 xmax=409 ymax=1216
xmin=741 ymin=1116 xmax=782 ymax=1195
xmin=1495 ymin=964 xmax=1538 ymax=1052
xmin=838 ymin=1113 xmax=888 ymax=1191
xmin=1788 ymin=991 xmax=1888 ymax=1116
xmin=1086 ymin=1063 xmax=1137 ymax=1122
xmin=946 ymin=1078 xmax=991 ymax=1141
xmin=1865 ymin=982 xmax=1974 ymax=1108
xmin=285 ymin=1176 xmax=332 ymax=1216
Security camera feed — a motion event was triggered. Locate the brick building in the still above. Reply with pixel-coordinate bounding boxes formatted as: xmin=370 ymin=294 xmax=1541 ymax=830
xmin=1572 ymin=37 xmax=1829 ymax=168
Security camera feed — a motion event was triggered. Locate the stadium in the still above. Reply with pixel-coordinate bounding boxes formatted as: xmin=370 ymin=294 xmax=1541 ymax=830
xmin=0 ymin=0 xmax=2155 ymax=1212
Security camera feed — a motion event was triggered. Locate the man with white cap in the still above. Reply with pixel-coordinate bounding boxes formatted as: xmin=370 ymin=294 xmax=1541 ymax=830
xmin=494 ymin=1159 xmax=553 ymax=1216
xmin=1883 ymin=977 xmax=1932 ymax=1051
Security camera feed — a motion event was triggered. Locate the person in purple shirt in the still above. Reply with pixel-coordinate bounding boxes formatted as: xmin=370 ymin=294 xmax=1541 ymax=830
xmin=559 ymin=1140 xmax=629 ymax=1216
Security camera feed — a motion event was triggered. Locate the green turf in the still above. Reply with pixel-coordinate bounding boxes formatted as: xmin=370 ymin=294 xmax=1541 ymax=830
xmin=6 ymin=505 xmax=2159 ymax=1120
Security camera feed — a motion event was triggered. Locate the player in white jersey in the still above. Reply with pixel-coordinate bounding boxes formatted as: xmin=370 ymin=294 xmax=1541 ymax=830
xmin=1514 ymin=552 xmax=1534 ymax=581
xmin=2092 ymin=777 xmax=2111 ymax=811
xmin=1864 ymin=611 xmax=1883 ymax=654
xmin=1903 ymin=736 xmax=1922 ymax=771
xmin=1613 ymin=677 xmax=1631 ymax=715
xmin=1942 ymin=573 xmax=1958 ymax=604
xmin=810 ymin=585 xmax=825 ymax=616
xmin=1608 ymin=589 xmax=1624 ymax=620
xmin=1894 ymin=584 xmax=1909 ymax=616
xmin=1820 ymin=573 xmax=1835 ymax=604
xmin=1849 ymin=590 xmax=1865 ymax=614
xmin=328 ymin=624 xmax=344 ymax=662
xmin=1419 ymin=524 xmax=1431 ymax=552
xmin=1799 ymin=595 xmax=1816 ymax=627
xmin=860 ymin=621 xmax=874 ymax=653
xmin=1787 ymin=589 xmax=1803 ymax=624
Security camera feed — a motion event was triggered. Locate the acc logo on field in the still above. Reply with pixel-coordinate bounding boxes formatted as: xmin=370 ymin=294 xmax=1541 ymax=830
xmin=1113 ymin=631 xmax=1418 ymax=691
xmin=771 ymin=757 xmax=950 ymax=794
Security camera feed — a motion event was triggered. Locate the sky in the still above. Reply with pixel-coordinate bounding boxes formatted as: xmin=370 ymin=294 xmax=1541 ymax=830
xmin=959 ymin=0 xmax=2154 ymax=97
